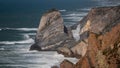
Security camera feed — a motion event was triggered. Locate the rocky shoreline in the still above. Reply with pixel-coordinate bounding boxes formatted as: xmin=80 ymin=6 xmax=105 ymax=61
xmin=30 ymin=6 xmax=120 ymax=68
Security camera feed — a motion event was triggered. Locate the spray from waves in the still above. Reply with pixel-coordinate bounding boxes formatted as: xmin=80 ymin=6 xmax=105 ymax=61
xmin=72 ymin=24 xmax=81 ymax=41
xmin=0 ymin=29 xmax=1 ymax=31
xmin=2 ymin=28 xmax=37 ymax=31
xmin=0 ymin=39 xmax=34 ymax=45
xmin=59 ymin=9 xmax=66 ymax=12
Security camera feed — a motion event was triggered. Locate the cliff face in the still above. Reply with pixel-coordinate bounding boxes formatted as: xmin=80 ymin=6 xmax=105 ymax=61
xmin=30 ymin=6 xmax=120 ymax=68
xmin=60 ymin=6 xmax=120 ymax=68
xmin=30 ymin=9 xmax=76 ymax=51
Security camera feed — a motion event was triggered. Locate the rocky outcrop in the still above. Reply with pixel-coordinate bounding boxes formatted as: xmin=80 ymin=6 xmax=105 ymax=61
xmin=75 ymin=23 xmax=120 ymax=68
xmin=30 ymin=6 xmax=120 ymax=68
xmin=30 ymin=9 xmax=76 ymax=51
xmin=60 ymin=6 xmax=120 ymax=68
xmin=60 ymin=59 xmax=74 ymax=68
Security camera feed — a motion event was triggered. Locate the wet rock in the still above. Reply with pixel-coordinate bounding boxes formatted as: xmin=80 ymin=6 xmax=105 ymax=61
xmin=30 ymin=9 xmax=76 ymax=51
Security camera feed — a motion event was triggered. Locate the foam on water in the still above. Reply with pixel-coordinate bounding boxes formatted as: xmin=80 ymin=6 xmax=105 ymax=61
xmin=63 ymin=12 xmax=87 ymax=23
xmin=23 ymin=33 xmax=36 ymax=36
xmin=3 ymin=28 xmax=37 ymax=31
xmin=59 ymin=9 xmax=66 ymax=12
xmin=23 ymin=34 xmax=30 ymax=39
xmin=64 ymin=17 xmax=82 ymax=21
xmin=0 ymin=38 xmax=34 ymax=45
xmin=64 ymin=13 xmax=87 ymax=17
xmin=81 ymin=8 xmax=91 ymax=11
xmin=0 ymin=48 xmax=5 ymax=50
xmin=72 ymin=24 xmax=81 ymax=41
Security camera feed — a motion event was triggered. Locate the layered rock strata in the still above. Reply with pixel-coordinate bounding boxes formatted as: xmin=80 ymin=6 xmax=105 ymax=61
xmin=30 ymin=9 xmax=76 ymax=51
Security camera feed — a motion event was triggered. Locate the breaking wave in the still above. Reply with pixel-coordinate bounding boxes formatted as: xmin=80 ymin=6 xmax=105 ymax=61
xmin=22 ymin=33 xmax=36 ymax=36
xmin=72 ymin=24 xmax=81 ymax=41
xmin=64 ymin=13 xmax=87 ymax=17
xmin=2 ymin=28 xmax=37 ymax=31
xmin=64 ymin=17 xmax=82 ymax=21
xmin=0 ymin=39 xmax=34 ymax=45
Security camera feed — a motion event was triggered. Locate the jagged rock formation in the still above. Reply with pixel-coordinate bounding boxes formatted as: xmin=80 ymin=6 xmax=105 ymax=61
xmin=30 ymin=9 xmax=76 ymax=51
xmin=30 ymin=6 xmax=120 ymax=68
xmin=60 ymin=6 xmax=120 ymax=68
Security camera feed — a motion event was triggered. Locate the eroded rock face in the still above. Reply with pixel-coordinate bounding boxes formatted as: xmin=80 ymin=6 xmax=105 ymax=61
xmin=60 ymin=6 xmax=120 ymax=68
xmin=30 ymin=9 xmax=76 ymax=51
xmin=83 ymin=6 xmax=120 ymax=34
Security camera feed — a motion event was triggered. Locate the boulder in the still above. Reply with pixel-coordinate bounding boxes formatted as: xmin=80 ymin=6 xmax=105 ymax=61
xmin=71 ymin=40 xmax=88 ymax=58
xmin=57 ymin=47 xmax=73 ymax=57
xmin=60 ymin=59 xmax=74 ymax=68
xmin=30 ymin=9 xmax=76 ymax=51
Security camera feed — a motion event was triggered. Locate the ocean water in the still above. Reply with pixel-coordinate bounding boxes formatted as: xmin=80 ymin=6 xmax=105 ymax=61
xmin=0 ymin=0 xmax=120 ymax=68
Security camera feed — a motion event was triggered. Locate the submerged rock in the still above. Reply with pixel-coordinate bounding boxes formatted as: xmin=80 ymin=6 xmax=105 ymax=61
xmin=30 ymin=9 xmax=76 ymax=51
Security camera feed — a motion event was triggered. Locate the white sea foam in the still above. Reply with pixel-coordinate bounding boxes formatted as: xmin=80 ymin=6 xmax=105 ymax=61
xmin=0 ymin=29 xmax=2 ymax=31
xmin=4 ymin=28 xmax=37 ymax=31
xmin=0 ymin=48 xmax=5 ymax=50
xmin=72 ymin=24 xmax=81 ymax=41
xmin=53 ymin=52 xmax=79 ymax=64
xmin=63 ymin=12 xmax=87 ymax=22
xmin=64 ymin=13 xmax=87 ymax=17
xmin=59 ymin=9 xmax=66 ymax=12
xmin=81 ymin=8 xmax=91 ymax=11
xmin=22 ymin=33 xmax=36 ymax=36
xmin=0 ymin=39 xmax=34 ymax=45
xmin=23 ymin=34 xmax=30 ymax=39
xmin=64 ymin=17 xmax=82 ymax=21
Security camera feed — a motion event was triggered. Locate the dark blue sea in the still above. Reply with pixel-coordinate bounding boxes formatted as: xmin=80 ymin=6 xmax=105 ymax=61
xmin=0 ymin=0 xmax=119 ymax=68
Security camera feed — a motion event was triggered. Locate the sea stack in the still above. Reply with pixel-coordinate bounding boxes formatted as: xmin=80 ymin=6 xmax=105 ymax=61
xmin=30 ymin=9 xmax=76 ymax=51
